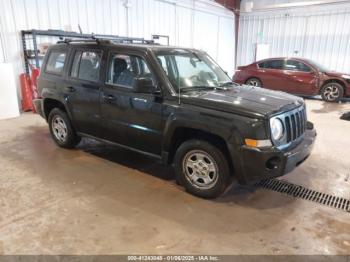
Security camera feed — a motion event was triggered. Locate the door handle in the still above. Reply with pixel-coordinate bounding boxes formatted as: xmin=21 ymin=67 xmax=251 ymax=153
xmin=65 ymin=86 xmax=76 ymax=93
xmin=103 ymin=94 xmax=116 ymax=102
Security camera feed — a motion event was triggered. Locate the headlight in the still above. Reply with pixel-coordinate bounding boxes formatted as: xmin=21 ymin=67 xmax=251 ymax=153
xmin=270 ymin=118 xmax=284 ymax=140
xmin=341 ymin=74 xmax=350 ymax=79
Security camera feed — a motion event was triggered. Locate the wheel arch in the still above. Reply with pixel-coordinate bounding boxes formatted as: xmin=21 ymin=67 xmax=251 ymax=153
xmin=164 ymin=126 xmax=235 ymax=175
xmin=43 ymin=98 xmax=67 ymax=120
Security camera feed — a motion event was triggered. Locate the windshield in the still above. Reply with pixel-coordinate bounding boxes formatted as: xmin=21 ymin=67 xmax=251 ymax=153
xmin=305 ymin=59 xmax=330 ymax=72
xmin=155 ymin=50 xmax=233 ymax=92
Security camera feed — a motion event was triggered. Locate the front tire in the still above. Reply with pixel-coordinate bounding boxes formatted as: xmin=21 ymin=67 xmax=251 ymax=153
xmin=245 ymin=77 xmax=262 ymax=87
xmin=320 ymin=82 xmax=344 ymax=102
xmin=48 ymin=108 xmax=81 ymax=148
xmin=174 ymin=140 xmax=230 ymax=199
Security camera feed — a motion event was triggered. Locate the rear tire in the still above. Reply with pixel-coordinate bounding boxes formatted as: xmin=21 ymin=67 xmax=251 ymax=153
xmin=320 ymin=82 xmax=344 ymax=102
xmin=48 ymin=108 xmax=81 ymax=149
xmin=174 ymin=140 xmax=230 ymax=199
xmin=245 ymin=77 xmax=262 ymax=87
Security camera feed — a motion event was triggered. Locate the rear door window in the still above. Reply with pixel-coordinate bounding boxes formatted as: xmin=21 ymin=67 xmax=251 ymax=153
xmin=45 ymin=50 xmax=67 ymax=75
xmin=70 ymin=51 xmax=82 ymax=78
xmin=70 ymin=50 xmax=102 ymax=82
xmin=259 ymin=60 xmax=284 ymax=70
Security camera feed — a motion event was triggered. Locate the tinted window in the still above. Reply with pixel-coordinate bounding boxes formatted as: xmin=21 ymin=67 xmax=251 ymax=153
xmin=70 ymin=51 xmax=82 ymax=78
xmin=46 ymin=50 xmax=66 ymax=74
xmin=107 ymin=54 xmax=154 ymax=88
xmin=70 ymin=51 xmax=102 ymax=82
xmin=259 ymin=60 xmax=284 ymax=70
xmin=285 ymin=60 xmax=311 ymax=72
xmin=157 ymin=56 xmax=169 ymax=75
xmin=156 ymin=53 xmax=228 ymax=90
xmin=258 ymin=61 xmax=267 ymax=68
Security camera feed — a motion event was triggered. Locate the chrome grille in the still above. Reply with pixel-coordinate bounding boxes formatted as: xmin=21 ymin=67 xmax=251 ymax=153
xmin=284 ymin=106 xmax=307 ymax=143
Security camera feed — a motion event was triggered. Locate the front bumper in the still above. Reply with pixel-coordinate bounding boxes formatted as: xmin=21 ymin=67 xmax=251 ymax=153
xmin=236 ymin=125 xmax=316 ymax=184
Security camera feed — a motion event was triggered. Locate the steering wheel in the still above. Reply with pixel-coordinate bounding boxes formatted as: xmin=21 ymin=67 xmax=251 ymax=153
xmin=189 ymin=75 xmax=201 ymax=84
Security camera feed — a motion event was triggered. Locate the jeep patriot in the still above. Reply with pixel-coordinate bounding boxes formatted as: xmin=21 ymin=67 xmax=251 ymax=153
xmin=34 ymin=39 xmax=316 ymax=198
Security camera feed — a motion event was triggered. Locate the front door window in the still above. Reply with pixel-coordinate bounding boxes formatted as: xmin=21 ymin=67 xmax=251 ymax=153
xmin=106 ymin=54 xmax=154 ymax=89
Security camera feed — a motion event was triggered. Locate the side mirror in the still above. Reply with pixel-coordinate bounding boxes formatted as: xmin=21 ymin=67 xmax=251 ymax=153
xmin=134 ymin=77 xmax=156 ymax=93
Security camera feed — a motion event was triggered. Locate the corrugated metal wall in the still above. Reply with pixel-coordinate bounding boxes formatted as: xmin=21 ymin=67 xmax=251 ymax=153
xmin=0 ymin=32 xmax=5 ymax=62
xmin=237 ymin=2 xmax=350 ymax=73
xmin=0 ymin=0 xmax=235 ymax=97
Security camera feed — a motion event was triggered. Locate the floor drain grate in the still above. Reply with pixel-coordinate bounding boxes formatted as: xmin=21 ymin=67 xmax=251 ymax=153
xmin=256 ymin=179 xmax=350 ymax=213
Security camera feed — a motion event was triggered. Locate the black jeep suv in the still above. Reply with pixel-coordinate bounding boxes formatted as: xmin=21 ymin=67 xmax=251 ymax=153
xmin=34 ymin=39 xmax=316 ymax=198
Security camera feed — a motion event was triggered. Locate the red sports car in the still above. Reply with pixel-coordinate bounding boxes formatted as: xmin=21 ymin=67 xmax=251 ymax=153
xmin=233 ymin=57 xmax=350 ymax=102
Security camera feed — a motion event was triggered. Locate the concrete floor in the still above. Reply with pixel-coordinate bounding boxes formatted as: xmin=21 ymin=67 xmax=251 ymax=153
xmin=0 ymin=99 xmax=349 ymax=255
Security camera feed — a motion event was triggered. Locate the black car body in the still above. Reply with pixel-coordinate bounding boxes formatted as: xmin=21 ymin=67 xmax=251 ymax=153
xmin=34 ymin=40 xmax=316 ymax=198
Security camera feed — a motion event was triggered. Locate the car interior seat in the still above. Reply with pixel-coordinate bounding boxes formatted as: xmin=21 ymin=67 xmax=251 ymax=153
xmin=113 ymin=58 xmax=135 ymax=87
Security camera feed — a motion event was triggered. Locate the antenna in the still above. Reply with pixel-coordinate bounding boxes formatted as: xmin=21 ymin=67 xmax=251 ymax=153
xmin=78 ymin=24 xmax=83 ymax=34
xmin=178 ymin=77 xmax=181 ymax=105
xmin=176 ymin=62 xmax=181 ymax=105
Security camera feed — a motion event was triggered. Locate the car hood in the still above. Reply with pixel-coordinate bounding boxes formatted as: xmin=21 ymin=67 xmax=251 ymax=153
xmin=181 ymin=85 xmax=304 ymax=119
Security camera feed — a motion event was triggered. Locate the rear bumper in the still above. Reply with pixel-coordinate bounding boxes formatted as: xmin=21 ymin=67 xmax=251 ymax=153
xmin=33 ymin=98 xmax=45 ymax=119
xmin=235 ymin=124 xmax=316 ymax=184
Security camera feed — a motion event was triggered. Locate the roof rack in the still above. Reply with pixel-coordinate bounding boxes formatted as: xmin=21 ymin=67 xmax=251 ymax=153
xmin=21 ymin=29 xmax=161 ymax=74
xmin=57 ymin=34 xmax=156 ymax=45
xmin=56 ymin=38 xmax=100 ymax=44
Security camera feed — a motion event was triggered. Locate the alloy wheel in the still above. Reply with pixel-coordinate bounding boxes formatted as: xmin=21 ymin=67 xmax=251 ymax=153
xmin=323 ymin=85 xmax=340 ymax=101
xmin=248 ymin=80 xmax=260 ymax=87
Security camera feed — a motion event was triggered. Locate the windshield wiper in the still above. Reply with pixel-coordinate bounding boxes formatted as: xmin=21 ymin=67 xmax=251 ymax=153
xmin=180 ymin=86 xmax=228 ymax=92
xmin=179 ymin=86 xmax=212 ymax=92
xmin=214 ymin=86 xmax=228 ymax=90
xmin=219 ymin=81 xmax=237 ymax=87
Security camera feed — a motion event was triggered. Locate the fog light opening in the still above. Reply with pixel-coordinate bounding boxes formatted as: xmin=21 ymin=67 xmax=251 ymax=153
xmin=266 ymin=157 xmax=281 ymax=170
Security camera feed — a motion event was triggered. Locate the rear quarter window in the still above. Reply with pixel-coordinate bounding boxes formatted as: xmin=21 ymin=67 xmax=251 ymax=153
xmin=45 ymin=50 xmax=67 ymax=75
xmin=258 ymin=61 xmax=268 ymax=68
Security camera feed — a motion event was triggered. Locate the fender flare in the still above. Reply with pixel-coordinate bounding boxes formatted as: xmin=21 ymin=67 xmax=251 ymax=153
xmin=161 ymin=113 xmax=243 ymax=170
xmin=42 ymin=96 xmax=77 ymax=130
